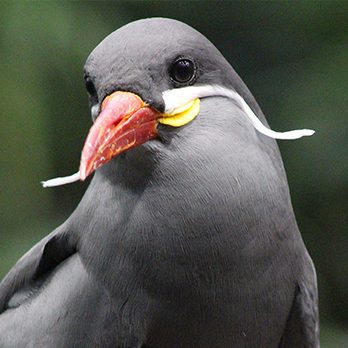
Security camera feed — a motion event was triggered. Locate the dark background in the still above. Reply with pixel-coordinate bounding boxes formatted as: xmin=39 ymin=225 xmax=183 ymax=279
xmin=1 ymin=1 xmax=347 ymax=345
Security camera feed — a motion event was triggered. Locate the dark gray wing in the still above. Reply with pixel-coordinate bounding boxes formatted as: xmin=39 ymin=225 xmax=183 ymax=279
xmin=0 ymin=222 xmax=76 ymax=313
xmin=279 ymin=256 xmax=319 ymax=348
xmin=0 ymin=223 xmax=119 ymax=347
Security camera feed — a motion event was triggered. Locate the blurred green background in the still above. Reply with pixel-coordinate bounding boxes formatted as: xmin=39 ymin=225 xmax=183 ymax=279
xmin=0 ymin=1 xmax=347 ymax=345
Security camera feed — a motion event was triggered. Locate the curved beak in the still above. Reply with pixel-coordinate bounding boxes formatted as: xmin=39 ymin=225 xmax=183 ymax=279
xmin=79 ymin=91 xmax=160 ymax=180
xmin=41 ymin=89 xmax=200 ymax=188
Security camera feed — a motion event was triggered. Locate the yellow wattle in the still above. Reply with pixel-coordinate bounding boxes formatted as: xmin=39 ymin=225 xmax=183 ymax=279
xmin=158 ymin=98 xmax=200 ymax=127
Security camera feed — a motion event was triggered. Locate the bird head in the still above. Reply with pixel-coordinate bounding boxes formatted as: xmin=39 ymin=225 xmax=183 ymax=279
xmin=42 ymin=18 xmax=313 ymax=187
xmin=79 ymin=18 xmax=236 ymax=181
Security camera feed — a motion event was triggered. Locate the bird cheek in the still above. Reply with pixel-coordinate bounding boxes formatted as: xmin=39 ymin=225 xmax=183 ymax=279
xmin=141 ymin=89 xmax=166 ymax=114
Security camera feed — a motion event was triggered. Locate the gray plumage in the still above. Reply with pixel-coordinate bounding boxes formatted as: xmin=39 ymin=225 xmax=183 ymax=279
xmin=0 ymin=18 xmax=319 ymax=347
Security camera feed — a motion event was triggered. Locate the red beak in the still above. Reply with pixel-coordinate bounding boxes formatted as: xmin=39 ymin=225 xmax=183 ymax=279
xmin=79 ymin=91 xmax=160 ymax=180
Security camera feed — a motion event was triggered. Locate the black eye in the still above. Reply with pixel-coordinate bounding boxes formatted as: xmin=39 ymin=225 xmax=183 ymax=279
xmin=84 ymin=76 xmax=98 ymax=104
xmin=169 ymin=58 xmax=196 ymax=84
xmin=85 ymin=77 xmax=97 ymax=96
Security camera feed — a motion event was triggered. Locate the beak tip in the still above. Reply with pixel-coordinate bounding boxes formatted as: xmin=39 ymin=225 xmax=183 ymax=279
xmin=79 ymin=160 xmax=96 ymax=181
xmin=78 ymin=164 xmax=88 ymax=181
xmin=79 ymin=170 xmax=88 ymax=181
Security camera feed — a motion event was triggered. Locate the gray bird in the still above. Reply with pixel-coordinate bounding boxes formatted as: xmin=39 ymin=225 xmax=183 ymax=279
xmin=0 ymin=18 xmax=319 ymax=347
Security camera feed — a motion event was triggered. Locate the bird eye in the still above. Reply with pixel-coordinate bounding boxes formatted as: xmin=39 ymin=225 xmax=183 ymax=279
xmin=169 ymin=58 xmax=196 ymax=84
xmin=84 ymin=76 xmax=99 ymax=105
xmin=85 ymin=77 xmax=97 ymax=97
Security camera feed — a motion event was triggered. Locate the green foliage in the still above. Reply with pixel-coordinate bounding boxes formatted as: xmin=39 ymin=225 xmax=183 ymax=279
xmin=1 ymin=1 xmax=347 ymax=343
